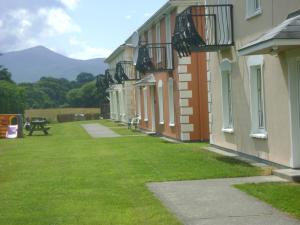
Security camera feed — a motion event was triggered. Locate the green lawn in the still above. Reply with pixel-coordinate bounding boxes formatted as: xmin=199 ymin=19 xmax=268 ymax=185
xmin=236 ymin=182 xmax=300 ymax=219
xmin=0 ymin=121 xmax=262 ymax=225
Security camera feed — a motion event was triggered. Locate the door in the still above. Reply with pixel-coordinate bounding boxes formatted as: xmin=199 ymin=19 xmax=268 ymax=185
xmin=150 ymin=86 xmax=156 ymax=132
xmin=288 ymin=56 xmax=300 ymax=168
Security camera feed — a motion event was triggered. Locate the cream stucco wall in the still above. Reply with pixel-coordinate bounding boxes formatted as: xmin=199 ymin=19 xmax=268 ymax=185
xmin=209 ymin=0 xmax=300 ymax=167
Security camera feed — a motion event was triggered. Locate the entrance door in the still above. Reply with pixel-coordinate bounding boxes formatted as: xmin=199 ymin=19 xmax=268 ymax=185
xmin=288 ymin=56 xmax=300 ymax=168
xmin=150 ymin=86 xmax=156 ymax=132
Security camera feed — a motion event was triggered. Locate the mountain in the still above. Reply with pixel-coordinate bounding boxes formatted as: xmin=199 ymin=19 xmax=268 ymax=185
xmin=0 ymin=46 xmax=107 ymax=83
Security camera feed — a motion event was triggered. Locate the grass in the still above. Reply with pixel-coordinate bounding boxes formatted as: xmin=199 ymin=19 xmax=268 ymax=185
xmin=0 ymin=120 xmax=262 ymax=225
xmin=236 ymin=182 xmax=300 ymax=219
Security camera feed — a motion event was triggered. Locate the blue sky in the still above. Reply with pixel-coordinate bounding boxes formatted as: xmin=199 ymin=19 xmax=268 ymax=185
xmin=0 ymin=0 xmax=167 ymax=59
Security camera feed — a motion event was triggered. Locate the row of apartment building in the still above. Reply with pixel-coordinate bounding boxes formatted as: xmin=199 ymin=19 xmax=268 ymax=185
xmin=103 ymin=0 xmax=300 ymax=169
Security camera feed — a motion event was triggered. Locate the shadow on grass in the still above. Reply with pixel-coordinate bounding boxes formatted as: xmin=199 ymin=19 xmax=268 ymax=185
xmin=215 ymin=155 xmax=255 ymax=168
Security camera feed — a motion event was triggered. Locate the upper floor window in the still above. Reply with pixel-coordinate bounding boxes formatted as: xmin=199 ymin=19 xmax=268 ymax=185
xmin=246 ymin=0 xmax=262 ymax=19
xmin=156 ymin=22 xmax=162 ymax=63
xmin=147 ymin=29 xmax=153 ymax=58
xmin=165 ymin=14 xmax=173 ymax=69
xmin=248 ymin=55 xmax=267 ymax=139
xmin=158 ymin=80 xmax=164 ymax=124
xmin=220 ymin=59 xmax=234 ymax=133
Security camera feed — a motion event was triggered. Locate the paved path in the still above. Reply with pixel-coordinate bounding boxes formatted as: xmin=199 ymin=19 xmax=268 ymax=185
xmin=148 ymin=176 xmax=300 ymax=225
xmin=81 ymin=123 xmax=120 ymax=138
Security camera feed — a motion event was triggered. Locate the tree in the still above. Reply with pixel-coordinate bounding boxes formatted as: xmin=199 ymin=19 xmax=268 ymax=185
xmin=66 ymin=80 xmax=99 ymax=107
xmin=0 ymin=81 xmax=25 ymax=113
xmin=76 ymin=72 xmax=95 ymax=86
xmin=0 ymin=66 xmax=14 ymax=83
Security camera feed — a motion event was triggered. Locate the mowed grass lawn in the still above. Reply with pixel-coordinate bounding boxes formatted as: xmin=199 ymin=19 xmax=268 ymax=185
xmin=0 ymin=121 xmax=262 ymax=225
xmin=236 ymin=182 xmax=300 ymax=220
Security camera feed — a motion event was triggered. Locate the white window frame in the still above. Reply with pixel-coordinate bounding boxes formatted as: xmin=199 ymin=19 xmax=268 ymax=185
xmin=246 ymin=0 xmax=262 ymax=19
xmin=217 ymin=0 xmax=231 ymax=45
xmin=143 ymin=87 xmax=148 ymax=121
xmin=165 ymin=14 xmax=173 ymax=69
xmin=156 ymin=22 xmax=162 ymax=63
xmin=158 ymin=80 xmax=164 ymax=124
xmin=147 ymin=29 xmax=153 ymax=58
xmin=168 ymin=78 xmax=175 ymax=126
xmin=136 ymin=87 xmax=141 ymax=119
xmin=220 ymin=59 xmax=234 ymax=133
xmin=248 ymin=55 xmax=267 ymax=139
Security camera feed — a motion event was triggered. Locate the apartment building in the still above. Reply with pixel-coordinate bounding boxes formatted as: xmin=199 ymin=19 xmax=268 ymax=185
xmin=105 ymin=36 xmax=137 ymax=123
xmin=135 ymin=0 xmax=209 ymax=141
xmin=172 ymin=0 xmax=300 ymax=168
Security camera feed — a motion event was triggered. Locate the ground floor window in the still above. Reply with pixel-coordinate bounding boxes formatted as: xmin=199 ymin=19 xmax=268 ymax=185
xmin=248 ymin=55 xmax=267 ymax=138
xmin=143 ymin=87 xmax=148 ymax=121
xmin=158 ymin=80 xmax=164 ymax=124
xmin=168 ymin=78 xmax=175 ymax=126
xmin=220 ymin=59 xmax=233 ymax=132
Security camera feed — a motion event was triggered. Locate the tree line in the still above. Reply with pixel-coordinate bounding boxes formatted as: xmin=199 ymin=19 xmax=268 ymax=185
xmin=0 ymin=66 xmax=108 ymax=114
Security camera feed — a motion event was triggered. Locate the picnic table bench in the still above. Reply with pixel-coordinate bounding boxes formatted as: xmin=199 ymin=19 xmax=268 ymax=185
xmin=28 ymin=118 xmax=50 ymax=136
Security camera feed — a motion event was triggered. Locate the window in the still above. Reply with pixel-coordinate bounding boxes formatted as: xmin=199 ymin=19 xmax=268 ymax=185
xmin=136 ymin=87 xmax=141 ymax=118
xmin=143 ymin=87 xmax=148 ymax=121
xmin=246 ymin=0 xmax=262 ymax=19
xmin=168 ymin=78 xmax=175 ymax=126
xmin=158 ymin=80 xmax=164 ymax=124
xmin=156 ymin=22 xmax=162 ymax=63
xmin=165 ymin=14 xmax=173 ymax=69
xmin=248 ymin=55 xmax=267 ymax=138
xmin=217 ymin=0 xmax=231 ymax=45
xmin=220 ymin=59 xmax=233 ymax=132
xmin=147 ymin=29 xmax=153 ymax=58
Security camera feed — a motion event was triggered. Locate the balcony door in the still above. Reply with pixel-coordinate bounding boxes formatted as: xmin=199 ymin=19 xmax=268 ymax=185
xmin=288 ymin=54 xmax=300 ymax=168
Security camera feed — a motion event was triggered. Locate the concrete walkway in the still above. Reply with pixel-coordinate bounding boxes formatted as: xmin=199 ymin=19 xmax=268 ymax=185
xmin=81 ymin=123 xmax=120 ymax=138
xmin=148 ymin=176 xmax=300 ymax=225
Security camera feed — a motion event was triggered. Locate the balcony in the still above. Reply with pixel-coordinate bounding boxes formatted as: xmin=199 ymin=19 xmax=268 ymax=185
xmin=114 ymin=61 xmax=136 ymax=83
xmin=136 ymin=43 xmax=173 ymax=74
xmin=172 ymin=5 xmax=234 ymax=57
xmin=104 ymin=69 xmax=116 ymax=85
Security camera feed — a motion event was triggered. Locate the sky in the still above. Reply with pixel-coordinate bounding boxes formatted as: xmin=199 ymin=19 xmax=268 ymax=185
xmin=0 ymin=0 xmax=167 ymax=59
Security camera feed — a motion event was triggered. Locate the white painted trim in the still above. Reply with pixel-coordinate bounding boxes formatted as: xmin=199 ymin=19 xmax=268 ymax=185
xmin=222 ymin=128 xmax=234 ymax=134
xmin=168 ymin=78 xmax=175 ymax=126
xmin=248 ymin=55 xmax=267 ymax=136
xmin=287 ymin=51 xmax=300 ymax=168
xmin=250 ymin=133 xmax=268 ymax=139
xmin=246 ymin=0 xmax=262 ymax=20
xmin=239 ymin=39 xmax=300 ymax=56
xmin=220 ymin=59 xmax=234 ymax=130
xmin=158 ymin=80 xmax=164 ymax=124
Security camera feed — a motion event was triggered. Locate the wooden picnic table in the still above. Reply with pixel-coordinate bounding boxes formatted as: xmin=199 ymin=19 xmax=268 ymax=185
xmin=28 ymin=119 xmax=50 ymax=136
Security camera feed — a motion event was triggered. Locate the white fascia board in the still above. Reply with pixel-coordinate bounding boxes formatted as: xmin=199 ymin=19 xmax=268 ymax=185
xmin=238 ymin=39 xmax=300 ymax=56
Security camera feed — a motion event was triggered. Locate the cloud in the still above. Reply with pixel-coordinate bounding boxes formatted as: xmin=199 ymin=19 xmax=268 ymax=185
xmin=0 ymin=1 xmax=81 ymax=53
xmin=68 ymin=37 xmax=112 ymax=59
xmin=125 ymin=15 xmax=132 ymax=20
xmin=59 ymin=0 xmax=80 ymax=10
xmin=39 ymin=8 xmax=80 ymax=35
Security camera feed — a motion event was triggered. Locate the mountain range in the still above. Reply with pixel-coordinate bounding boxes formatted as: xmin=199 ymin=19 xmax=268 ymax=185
xmin=0 ymin=46 xmax=107 ymax=83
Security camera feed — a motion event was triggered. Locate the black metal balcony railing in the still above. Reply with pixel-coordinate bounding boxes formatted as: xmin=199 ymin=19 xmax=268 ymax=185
xmin=104 ymin=69 xmax=116 ymax=85
xmin=173 ymin=4 xmax=234 ymax=57
xmin=96 ymin=74 xmax=109 ymax=91
xmin=114 ymin=61 xmax=135 ymax=83
xmin=136 ymin=43 xmax=173 ymax=74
